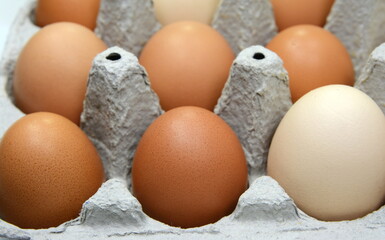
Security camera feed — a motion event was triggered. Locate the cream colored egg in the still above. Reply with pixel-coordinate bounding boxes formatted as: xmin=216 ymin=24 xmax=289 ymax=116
xmin=267 ymin=85 xmax=385 ymax=221
xmin=153 ymin=0 xmax=221 ymax=25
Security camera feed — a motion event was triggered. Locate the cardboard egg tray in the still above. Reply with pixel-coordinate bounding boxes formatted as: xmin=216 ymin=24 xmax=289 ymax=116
xmin=1 ymin=0 xmax=385 ymax=239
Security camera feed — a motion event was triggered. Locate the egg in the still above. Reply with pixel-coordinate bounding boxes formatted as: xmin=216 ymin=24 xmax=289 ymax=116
xmin=153 ymin=0 xmax=221 ymax=26
xmin=266 ymin=25 xmax=354 ymax=102
xmin=270 ymin=0 xmax=335 ymax=31
xmin=0 ymin=112 xmax=105 ymax=229
xmin=131 ymin=106 xmax=248 ymax=228
xmin=35 ymin=0 xmax=101 ymax=30
xmin=13 ymin=22 xmax=107 ymax=125
xmin=139 ymin=21 xmax=235 ymax=111
xmin=267 ymin=85 xmax=385 ymax=221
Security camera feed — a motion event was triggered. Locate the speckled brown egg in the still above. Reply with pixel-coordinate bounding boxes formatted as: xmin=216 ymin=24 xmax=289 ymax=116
xmin=0 ymin=112 xmax=105 ymax=229
xmin=139 ymin=21 xmax=235 ymax=111
xmin=35 ymin=0 xmax=101 ymax=30
xmin=131 ymin=106 xmax=248 ymax=228
xmin=270 ymin=0 xmax=335 ymax=31
xmin=266 ymin=25 xmax=355 ymax=102
xmin=13 ymin=22 xmax=107 ymax=125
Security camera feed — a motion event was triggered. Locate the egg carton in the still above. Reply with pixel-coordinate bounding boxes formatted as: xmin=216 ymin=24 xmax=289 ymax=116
xmin=1 ymin=0 xmax=385 ymax=239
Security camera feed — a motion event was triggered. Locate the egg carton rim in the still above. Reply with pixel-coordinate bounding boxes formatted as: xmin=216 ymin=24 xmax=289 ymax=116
xmin=0 ymin=0 xmax=385 ymax=239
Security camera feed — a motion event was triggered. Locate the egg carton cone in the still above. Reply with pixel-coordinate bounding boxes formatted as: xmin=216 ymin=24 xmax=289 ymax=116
xmin=1 ymin=0 xmax=385 ymax=239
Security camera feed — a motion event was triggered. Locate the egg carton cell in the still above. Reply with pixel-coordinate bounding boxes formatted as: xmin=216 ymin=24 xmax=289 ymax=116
xmin=1 ymin=0 xmax=385 ymax=239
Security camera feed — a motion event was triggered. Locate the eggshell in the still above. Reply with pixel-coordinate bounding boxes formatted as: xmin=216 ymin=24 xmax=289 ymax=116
xmin=0 ymin=112 xmax=105 ymax=229
xmin=266 ymin=25 xmax=355 ymax=102
xmin=153 ymin=0 xmax=221 ymax=26
xmin=139 ymin=21 xmax=235 ymax=111
xmin=267 ymin=85 xmax=385 ymax=221
xmin=13 ymin=22 xmax=107 ymax=125
xmin=270 ymin=0 xmax=335 ymax=31
xmin=1 ymin=0 xmax=385 ymax=238
xmin=35 ymin=0 xmax=101 ymax=30
xmin=131 ymin=106 xmax=248 ymax=228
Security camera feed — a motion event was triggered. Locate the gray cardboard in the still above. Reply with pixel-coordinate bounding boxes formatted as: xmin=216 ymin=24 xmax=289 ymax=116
xmin=215 ymin=46 xmax=291 ymax=182
xmin=0 ymin=0 xmax=385 ymax=239
xmin=325 ymin=0 xmax=385 ymax=79
xmin=80 ymin=47 xmax=163 ymax=184
xmin=355 ymin=42 xmax=385 ymax=114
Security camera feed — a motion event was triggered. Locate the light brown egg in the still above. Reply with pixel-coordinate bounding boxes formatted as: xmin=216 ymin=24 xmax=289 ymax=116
xmin=270 ymin=0 xmax=335 ymax=31
xmin=13 ymin=22 xmax=107 ymax=125
xmin=139 ymin=21 xmax=235 ymax=111
xmin=0 ymin=112 xmax=105 ymax=229
xmin=267 ymin=85 xmax=385 ymax=221
xmin=35 ymin=0 xmax=101 ymax=30
xmin=131 ymin=106 xmax=248 ymax=228
xmin=266 ymin=25 xmax=354 ymax=102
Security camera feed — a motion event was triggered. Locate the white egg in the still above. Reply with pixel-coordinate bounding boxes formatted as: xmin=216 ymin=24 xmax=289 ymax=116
xmin=267 ymin=85 xmax=385 ymax=221
xmin=152 ymin=0 xmax=221 ymax=26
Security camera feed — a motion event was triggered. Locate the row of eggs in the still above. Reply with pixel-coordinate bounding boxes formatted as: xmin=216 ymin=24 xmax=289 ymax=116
xmin=1 ymin=0 xmax=384 ymax=231
xmin=13 ymin=0 xmax=355 ymax=123
xmin=33 ymin=0 xmax=335 ymax=32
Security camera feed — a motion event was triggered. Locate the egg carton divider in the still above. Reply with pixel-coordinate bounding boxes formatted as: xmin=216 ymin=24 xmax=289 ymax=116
xmin=1 ymin=0 xmax=385 ymax=239
xmin=355 ymin=42 xmax=385 ymax=114
xmin=324 ymin=0 xmax=385 ymax=78
xmin=214 ymin=46 xmax=291 ymax=181
xmin=80 ymin=46 xmax=163 ymax=184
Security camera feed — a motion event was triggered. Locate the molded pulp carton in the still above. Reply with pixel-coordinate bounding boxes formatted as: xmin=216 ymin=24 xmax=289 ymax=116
xmin=1 ymin=0 xmax=385 ymax=239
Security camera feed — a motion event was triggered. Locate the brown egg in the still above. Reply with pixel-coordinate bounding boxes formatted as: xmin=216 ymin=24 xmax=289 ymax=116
xmin=13 ymin=22 xmax=107 ymax=125
xmin=139 ymin=21 xmax=235 ymax=111
xmin=35 ymin=0 xmax=101 ymax=30
xmin=131 ymin=106 xmax=248 ymax=228
xmin=270 ymin=0 xmax=335 ymax=31
xmin=0 ymin=112 xmax=105 ymax=229
xmin=266 ymin=25 xmax=354 ymax=102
